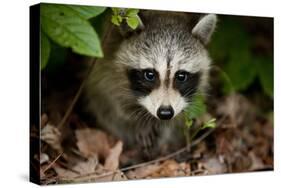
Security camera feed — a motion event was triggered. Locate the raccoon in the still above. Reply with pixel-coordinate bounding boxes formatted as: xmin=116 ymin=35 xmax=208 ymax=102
xmin=81 ymin=11 xmax=217 ymax=158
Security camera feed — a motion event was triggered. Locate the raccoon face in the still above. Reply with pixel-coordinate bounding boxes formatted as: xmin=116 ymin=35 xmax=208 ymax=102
xmin=118 ymin=14 xmax=217 ymax=120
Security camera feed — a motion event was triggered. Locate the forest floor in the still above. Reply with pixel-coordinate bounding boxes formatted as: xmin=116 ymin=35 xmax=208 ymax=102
xmin=33 ymin=88 xmax=273 ymax=185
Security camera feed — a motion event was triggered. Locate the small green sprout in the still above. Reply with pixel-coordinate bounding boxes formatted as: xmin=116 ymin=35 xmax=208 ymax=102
xmin=111 ymin=8 xmax=141 ymax=29
xmin=182 ymin=93 xmax=216 ymax=144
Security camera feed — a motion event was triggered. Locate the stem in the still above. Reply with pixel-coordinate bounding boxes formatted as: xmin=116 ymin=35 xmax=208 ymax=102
xmin=213 ymin=65 xmax=235 ymax=93
xmin=57 ymin=18 xmax=113 ymax=129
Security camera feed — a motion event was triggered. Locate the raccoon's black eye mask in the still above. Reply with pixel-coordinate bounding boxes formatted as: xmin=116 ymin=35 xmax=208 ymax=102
xmin=173 ymin=71 xmax=201 ymax=98
xmin=127 ymin=68 xmax=201 ymax=98
xmin=127 ymin=68 xmax=160 ymax=97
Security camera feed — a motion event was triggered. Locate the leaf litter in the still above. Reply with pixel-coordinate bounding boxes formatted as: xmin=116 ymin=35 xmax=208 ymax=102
xmin=37 ymin=92 xmax=273 ymax=184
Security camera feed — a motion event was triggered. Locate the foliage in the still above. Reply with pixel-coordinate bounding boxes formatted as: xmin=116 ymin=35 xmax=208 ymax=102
xmin=202 ymin=118 xmax=216 ymax=129
xmin=40 ymin=32 xmax=51 ymax=70
xmin=256 ymin=56 xmax=274 ymax=98
xmin=183 ymin=93 xmax=216 ymax=141
xmin=184 ymin=94 xmax=207 ymax=121
xmin=111 ymin=8 xmax=141 ymax=29
xmin=209 ymin=17 xmax=273 ymax=98
xmin=40 ymin=3 xmax=106 ymax=70
xmin=40 ymin=4 xmax=141 ymax=71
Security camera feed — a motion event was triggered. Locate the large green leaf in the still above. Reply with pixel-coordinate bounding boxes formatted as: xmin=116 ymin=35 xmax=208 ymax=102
xmin=66 ymin=5 xmax=106 ymax=19
xmin=40 ymin=31 xmax=51 ymax=70
xmin=40 ymin=4 xmax=103 ymax=57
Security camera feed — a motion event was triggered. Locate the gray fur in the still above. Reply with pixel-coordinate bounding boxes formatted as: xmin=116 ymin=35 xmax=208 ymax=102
xmin=192 ymin=14 xmax=217 ymax=45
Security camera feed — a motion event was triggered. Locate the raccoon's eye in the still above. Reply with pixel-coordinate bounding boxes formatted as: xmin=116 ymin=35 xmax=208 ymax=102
xmin=143 ymin=69 xmax=155 ymax=81
xmin=175 ymin=71 xmax=189 ymax=82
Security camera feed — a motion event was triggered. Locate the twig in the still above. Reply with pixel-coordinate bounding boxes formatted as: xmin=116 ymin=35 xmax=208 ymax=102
xmin=57 ymin=61 xmax=95 ymax=129
xmin=57 ymin=19 xmax=113 ymax=129
xmin=42 ymin=152 xmax=63 ymax=173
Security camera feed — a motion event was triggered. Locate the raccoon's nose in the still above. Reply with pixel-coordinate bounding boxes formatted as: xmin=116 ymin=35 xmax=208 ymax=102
xmin=157 ymin=106 xmax=174 ymax=120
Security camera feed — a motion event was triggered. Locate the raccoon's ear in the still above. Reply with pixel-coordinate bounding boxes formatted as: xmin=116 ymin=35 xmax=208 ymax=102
xmin=118 ymin=18 xmax=145 ymax=38
xmin=191 ymin=14 xmax=217 ymax=45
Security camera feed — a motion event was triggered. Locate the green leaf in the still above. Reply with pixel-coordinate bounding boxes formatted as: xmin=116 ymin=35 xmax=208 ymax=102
xmin=256 ymin=56 xmax=274 ymax=98
xmin=40 ymin=31 xmax=51 ymax=70
xmin=111 ymin=15 xmax=121 ymax=26
xmin=111 ymin=8 xmax=120 ymax=15
xmin=66 ymin=5 xmax=106 ymax=19
xmin=185 ymin=94 xmax=207 ymax=119
xmin=209 ymin=18 xmax=259 ymax=94
xmin=126 ymin=9 xmax=139 ymax=17
xmin=202 ymin=118 xmax=216 ymax=129
xmin=46 ymin=41 xmax=67 ymax=73
xmin=126 ymin=16 xmax=139 ymax=29
xmin=41 ymin=4 xmax=103 ymax=57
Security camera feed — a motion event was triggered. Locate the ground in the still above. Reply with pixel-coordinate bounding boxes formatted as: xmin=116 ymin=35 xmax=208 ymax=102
xmin=32 ymin=81 xmax=273 ymax=184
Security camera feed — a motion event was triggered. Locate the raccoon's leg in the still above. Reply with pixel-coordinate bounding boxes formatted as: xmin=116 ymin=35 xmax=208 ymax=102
xmin=135 ymin=121 xmax=186 ymax=159
xmin=133 ymin=123 xmax=161 ymax=159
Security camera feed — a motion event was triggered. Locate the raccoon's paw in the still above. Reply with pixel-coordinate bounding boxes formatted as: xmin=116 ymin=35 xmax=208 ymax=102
xmin=41 ymin=124 xmax=63 ymax=152
xmin=136 ymin=131 xmax=158 ymax=159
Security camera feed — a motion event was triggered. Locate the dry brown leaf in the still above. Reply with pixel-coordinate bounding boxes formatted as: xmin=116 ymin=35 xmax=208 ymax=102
xmin=54 ymin=156 xmax=98 ymax=179
xmin=41 ymin=124 xmax=62 ymax=152
xmin=104 ymin=141 xmax=123 ymax=170
xmin=40 ymin=153 xmax=50 ymax=165
xmin=249 ymin=151 xmax=265 ymax=170
xmin=54 ymin=154 xmax=128 ymax=183
xmin=126 ymin=163 xmax=161 ymax=179
xmin=126 ymin=160 xmax=192 ymax=179
xmin=201 ymin=157 xmax=227 ymax=174
xmin=151 ymin=160 xmax=191 ymax=177
xmin=75 ymin=128 xmax=111 ymax=159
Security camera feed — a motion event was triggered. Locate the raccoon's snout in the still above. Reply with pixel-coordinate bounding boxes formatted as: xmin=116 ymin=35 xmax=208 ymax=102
xmin=157 ymin=105 xmax=174 ymax=120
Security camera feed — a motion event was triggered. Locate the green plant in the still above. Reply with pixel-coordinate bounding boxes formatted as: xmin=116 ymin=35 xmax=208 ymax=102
xmin=40 ymin=4 xmax=107 ymax=70
xmin=40 ymin=4 xmax=142 ymax=71
xmin=209 ymin=17 xmax=273 ymax=98
xmin=182 ymin=93 xmax=216 ymax=144
xmin=111 ymin=8 xmax=141 ymax=29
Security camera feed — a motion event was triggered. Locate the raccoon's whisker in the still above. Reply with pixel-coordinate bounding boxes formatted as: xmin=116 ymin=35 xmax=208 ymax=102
xmin=131 ymin=107 xmax=147 ymax=122
xmin=183 ymin=87 xmax=198 ymax=98
xmin=136 ymin=110 xmax=149 ymax=124
xmin=127 ymin=107 xmax=143 ymax=120
xmin=141 ymin=111 xmax=152 ymax=128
